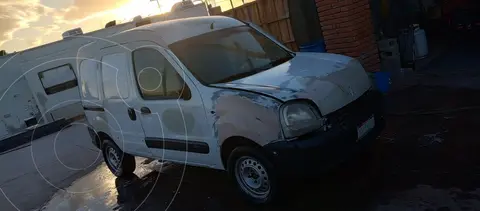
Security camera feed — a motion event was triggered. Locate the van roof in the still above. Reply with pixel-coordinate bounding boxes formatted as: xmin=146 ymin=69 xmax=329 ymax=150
xmin=114 ymin=16 xmax=245 ymax=46
xmin=78 ymin=16 xmax=245 ymax=57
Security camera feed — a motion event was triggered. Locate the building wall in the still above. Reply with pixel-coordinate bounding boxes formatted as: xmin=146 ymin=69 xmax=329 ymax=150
xmin=315 ymin=0 xmax=380 ymax=72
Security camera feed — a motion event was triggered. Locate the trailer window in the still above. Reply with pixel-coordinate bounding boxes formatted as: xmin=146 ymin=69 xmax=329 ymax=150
xmin=38 ymin=65 xmax=78 ymax=95
xmin=79 ymin=60 xmax=100 ymax=100
xmin=101 ymin=53 xmax=130 ymax=99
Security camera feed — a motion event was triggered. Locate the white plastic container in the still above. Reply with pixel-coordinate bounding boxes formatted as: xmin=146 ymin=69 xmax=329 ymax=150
xmin=414 ymin=28 xmax=428 ymax=59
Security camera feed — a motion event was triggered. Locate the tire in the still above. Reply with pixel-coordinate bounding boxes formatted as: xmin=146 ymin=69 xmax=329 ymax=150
xmin=102 ymin=139 xmax=136 ymax=177
xmin=227 ymin=146 xmax=278 ymax=204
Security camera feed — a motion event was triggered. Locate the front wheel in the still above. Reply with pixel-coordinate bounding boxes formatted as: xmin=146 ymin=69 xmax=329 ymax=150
xmin=227 ymin=147 xmax=278 ymax=204
xmin=102 ymin=139 xmax=136 ymax=177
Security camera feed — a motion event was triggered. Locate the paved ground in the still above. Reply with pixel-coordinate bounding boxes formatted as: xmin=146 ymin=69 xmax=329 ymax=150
xmin=1 ymin=37 xmax=480 ymax=211
xmin=0 ymin=123 xmax=101 ymax=211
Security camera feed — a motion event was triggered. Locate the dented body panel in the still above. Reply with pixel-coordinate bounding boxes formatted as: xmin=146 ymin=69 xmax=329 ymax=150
xmin=212 ymin=53 xmax=371 ymax=115
xmin=201 ymin=88 xmax=283 ymax=147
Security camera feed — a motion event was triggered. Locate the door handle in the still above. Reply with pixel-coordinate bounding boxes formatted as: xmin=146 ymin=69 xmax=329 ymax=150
xmin=127 ymin=108 xmax=136 ymax=121
xmin=140 ymin=107 xmax=151 ymax=114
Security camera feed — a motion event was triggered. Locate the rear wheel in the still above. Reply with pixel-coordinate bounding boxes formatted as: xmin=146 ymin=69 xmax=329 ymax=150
xmin=227 ymin=147 xmax=278 ymax=204
xmin=102 ymin=139 xmax=136 ymax=177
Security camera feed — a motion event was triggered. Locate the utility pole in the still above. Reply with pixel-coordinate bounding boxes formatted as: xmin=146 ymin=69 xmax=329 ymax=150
xmin=151 ymin=0 xmax=161 ymax=11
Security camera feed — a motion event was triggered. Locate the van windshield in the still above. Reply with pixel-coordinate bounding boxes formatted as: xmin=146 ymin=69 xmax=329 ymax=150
xmin=169 ymin=26 xmax=293 ymax=85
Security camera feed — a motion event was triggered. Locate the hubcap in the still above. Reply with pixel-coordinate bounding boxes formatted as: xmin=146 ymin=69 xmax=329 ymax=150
xmin=106 ymin=147 xmax=120 ymax=171
xmin=235 ymin=156 xmax=270 ymax=199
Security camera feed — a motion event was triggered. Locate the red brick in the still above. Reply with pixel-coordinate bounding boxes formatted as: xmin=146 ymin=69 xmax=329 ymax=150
xmin=339 ymin=0 xmax=368 ymax=12
xmin=318 ymin=8 xmax=342 ymax=17
xmin=336 ymin=15 xmax=369 ymax=28
xmin=320 ymin=11 xmax=350 ymax=21
xmin=331 ymin=0 xmax=353 ymax=8
xmin=322 ymin=24 xmax=366 ymax=35
xmin=328 ymin=42 xmax=358 ymax=49
xmin=324 ymin=37 xmax=356 ymax=45
xmin=350 ymin=7 xmax=371 ymax=19
xmin=317 ymin=0 xmax=379 ymax=67
xmin=363 ymin=54 xmax=380 ymax=64
xmin=364 ymin=62 xmax=380 ymax=72
xmin=364 ymin=58 xmax=380 ymax=65
xmin=345 ymin=51 xmax=362 ymax=57
xmin=355 ymin=40 xmax=375 ymax=53
xmin=317 ymin=4 xmax=332 ymax=12
xmin=321 ymin=17 xmax=350 ymax=26
xmin=326 ymin=44 xmax=358 ymax=52
xmin=315 ymin=0 xmax=341 ymax=7
xmin=321 ymin=24 xmax=336 ymax=30
xmin=323 ymin=31 xmax=356 ymax=41
xmin=322 ymin=29 xmax=339 ymax=36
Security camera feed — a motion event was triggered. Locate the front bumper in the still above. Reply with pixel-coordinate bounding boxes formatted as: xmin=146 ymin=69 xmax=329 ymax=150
xmin=264 ymin=91 xmax=385 ymax=177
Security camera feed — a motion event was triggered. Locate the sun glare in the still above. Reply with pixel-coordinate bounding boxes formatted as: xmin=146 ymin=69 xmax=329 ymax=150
xmin=113 ymin=0 xmax=183 ymax=21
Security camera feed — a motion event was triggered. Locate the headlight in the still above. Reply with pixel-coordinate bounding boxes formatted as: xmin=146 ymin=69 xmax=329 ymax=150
xmin=280 ymin=101 xmax=327 ymax=138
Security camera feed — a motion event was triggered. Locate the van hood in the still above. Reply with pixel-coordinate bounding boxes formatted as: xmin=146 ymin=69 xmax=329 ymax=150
xmin=212 ymin=53 xmax=371 ymax=115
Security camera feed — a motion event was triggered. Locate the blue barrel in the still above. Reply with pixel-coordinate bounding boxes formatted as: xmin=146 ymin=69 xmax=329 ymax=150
xmin=374 ymin=71 xmax=391 ymax=93
xmin=299 ymin=40 xmax=326 ymax=53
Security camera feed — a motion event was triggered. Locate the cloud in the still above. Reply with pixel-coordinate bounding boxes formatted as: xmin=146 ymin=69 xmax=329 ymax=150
xmin=62 ymin=0 xmax=129 ymax=20
xmin=26 ymin=38 xmax=43 ymax=47
xmin=0 ymin=0 xmax=50 ymax=48
xmin=0 ymin=0 xmax=133 ymax=52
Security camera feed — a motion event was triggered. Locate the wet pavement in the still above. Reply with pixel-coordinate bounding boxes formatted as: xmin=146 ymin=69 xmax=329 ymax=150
xmin=0 ymin=123 xmax=101 ymax=211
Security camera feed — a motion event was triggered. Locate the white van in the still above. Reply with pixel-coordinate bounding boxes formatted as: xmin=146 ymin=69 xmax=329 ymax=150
xmin=78 ymin=16 xmax=385 ymax=204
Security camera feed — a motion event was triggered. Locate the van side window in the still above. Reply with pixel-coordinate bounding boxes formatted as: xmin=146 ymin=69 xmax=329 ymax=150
xmin=79 ymin=60 xmax=100 ymax=100
xmin=101 ymin=53 xmax=130 ymax=99
xmin=38 ymin=65 xmax=78 ymax=95
xmin=132 ymin=48 xmax=185 ymax=99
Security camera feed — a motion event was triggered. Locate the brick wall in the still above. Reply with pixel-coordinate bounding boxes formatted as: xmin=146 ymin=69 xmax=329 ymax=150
xmin=316 ymin=0 xmax=380 ymax=72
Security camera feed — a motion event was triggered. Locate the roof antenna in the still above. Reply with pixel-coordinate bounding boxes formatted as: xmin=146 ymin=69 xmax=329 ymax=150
xmin=210 ymin=21 xmax=215 ymax=30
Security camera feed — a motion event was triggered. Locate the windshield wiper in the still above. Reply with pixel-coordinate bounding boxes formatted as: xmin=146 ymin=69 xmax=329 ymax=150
xmin=214 ymin=70 xmax=262 ymax=84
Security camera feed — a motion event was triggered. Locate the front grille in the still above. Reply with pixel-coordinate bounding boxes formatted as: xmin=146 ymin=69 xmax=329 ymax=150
xmin=327 ymin=90 xmax=380 ymax=129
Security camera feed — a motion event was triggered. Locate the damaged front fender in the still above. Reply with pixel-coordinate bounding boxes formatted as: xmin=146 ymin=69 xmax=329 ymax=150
xmin=211 ymin=89 xmax=283 ymax=147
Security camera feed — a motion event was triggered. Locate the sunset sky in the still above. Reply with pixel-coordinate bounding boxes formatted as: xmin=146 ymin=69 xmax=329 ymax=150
xmin=0 ymin=0 xmax=186 ymax=53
